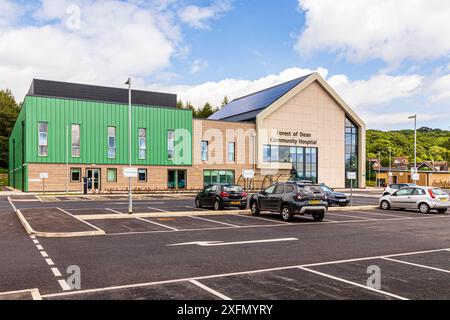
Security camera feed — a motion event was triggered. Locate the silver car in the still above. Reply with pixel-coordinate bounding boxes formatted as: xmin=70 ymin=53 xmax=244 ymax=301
xmin=379 ymin=186 xmax=449 ymax=214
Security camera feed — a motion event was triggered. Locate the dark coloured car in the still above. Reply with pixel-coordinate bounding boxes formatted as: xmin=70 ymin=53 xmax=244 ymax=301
xmin=320 ymin=184 xmax=350 ymax=206
xmin=249 ymin=182 xmax=328 ymax=222
xmin=195 ymin=184 xmax=248 ymax=211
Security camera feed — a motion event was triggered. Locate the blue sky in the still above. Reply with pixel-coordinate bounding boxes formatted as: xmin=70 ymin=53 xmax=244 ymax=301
xmin=1 ymin=0 xmax=450 ymax=130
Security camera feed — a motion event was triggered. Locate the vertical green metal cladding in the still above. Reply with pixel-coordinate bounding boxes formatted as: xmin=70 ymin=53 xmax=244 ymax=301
xmin=9 ymin=107 xmax=27 ymax=191
xmin=23 ymin=96 xmax=193 ymax=166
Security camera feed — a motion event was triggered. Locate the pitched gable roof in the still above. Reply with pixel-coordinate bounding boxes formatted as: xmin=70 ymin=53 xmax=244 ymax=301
xmin=208 ymin=74 xmax=312 ymax=121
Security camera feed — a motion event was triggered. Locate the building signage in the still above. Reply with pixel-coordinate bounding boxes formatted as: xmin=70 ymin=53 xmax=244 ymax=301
xmin=39 ymin=173 xmax=49 ymax=179
xmin=123 ymin=168 xmax=138 ymax=178
xmin=242 ymin=170 xmax=255 ymax=179
xmin=347 ymin=172 xmax=357 ymax=180
xmin=270 ymin=130 xmax=318 ymax=146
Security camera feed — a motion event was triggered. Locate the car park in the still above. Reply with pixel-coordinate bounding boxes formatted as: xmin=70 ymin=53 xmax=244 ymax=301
xmin=249 ymin=182 xmax=328 ymax=222
xmin=383 ymin=183 xmax=416 ymax=196
xmin=195 ymin=184 xmax=248 ymax=210
xmin=379 ymin=186 xmax=449 ymax=213
xmin=319 ymin=183 xmax=350 ymax=206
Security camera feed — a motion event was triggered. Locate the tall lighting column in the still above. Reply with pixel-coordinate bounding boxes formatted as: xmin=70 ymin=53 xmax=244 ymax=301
xmin=125 ymin=78 xmax=133 ymax=214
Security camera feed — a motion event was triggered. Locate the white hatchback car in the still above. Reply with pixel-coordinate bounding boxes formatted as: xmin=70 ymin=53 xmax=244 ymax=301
xmin=382 ymin=183 xmax=416 ymax=196
xmin=379 ymin=186 xmax=449 ymax=214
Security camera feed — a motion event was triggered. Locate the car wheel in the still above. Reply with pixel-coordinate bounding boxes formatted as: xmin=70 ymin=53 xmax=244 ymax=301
xmin=195 ymin=198 xmax=202 ymax=208
xmin=281 ymin=205 xmax=293 ymax=222
xmin=250 ymin=201 xmax=260 ymax=216
xmin=380 ymin=200 xmax=390 ymax=210
xmin=339 ymin=204 xmax=348 ymax=207
xmin=418 ymin=203 xmax=430 ymax=214
xmin=437 ymin=208 xmax=447 ymax=214
xmin=312 ymin=211 xmax=325 ymax=222
xmin=213 ymin=199 xmax=223 ymax=211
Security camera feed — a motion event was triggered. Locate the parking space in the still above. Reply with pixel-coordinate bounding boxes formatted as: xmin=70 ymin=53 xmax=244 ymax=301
xmin=86 ymin=218 xmax=171 ymax=234
xmin=41 ymin=248 xmax=450 ymax=300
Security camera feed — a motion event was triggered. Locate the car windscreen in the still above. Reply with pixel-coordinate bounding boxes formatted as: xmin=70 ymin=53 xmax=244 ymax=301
xmin=223 ymin=185 xmax=243 ymax=193
xmin=321 ymin=185 xmax=333 ymax=192
xmin=432 ymin=188 xmax=447 ymax=196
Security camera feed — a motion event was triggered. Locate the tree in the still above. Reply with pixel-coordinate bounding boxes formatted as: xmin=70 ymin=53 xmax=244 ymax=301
xmin=176 ymin=100 xmax=184 ymax=109
xmin=0 ymin=89 xmax=21 ymax=168
xmin=221 ymin=96 xmax=229 ymax=107
xmin=195 ymin=102 xmax=218 ymax=119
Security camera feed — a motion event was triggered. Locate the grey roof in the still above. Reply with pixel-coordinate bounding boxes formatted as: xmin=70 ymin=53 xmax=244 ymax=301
xmin=28 ymin=79 xmax=177 ymax=108
xmin=208 ymin=74 xmax=312 ymax=121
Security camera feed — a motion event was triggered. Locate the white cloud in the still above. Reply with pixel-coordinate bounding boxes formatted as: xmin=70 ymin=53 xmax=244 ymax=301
xmin=427 ymin=74 xmax=450 ymax=103
xmin=296 ymin=0 xmax=450 ymax=65
xmin=328 ymin=73 xmax=423 ymax=109
xmin=0 ymin=0 xmax=20 ymax=28
xmin=190 ymin=59 xmax=209 ymax=74
xmin=178 ymin=0 xmax=232 ymax=29
xmin=0 ymin=0 xmax=181 ymax=100
xmin=150 ymin=67 xmax=328 ymax=108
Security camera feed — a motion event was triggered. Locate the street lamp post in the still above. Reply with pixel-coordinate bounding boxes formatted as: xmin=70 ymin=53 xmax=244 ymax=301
xmin=125 ymin=78 xmax=133 ymax=215
xmin=388 ymin=146 xmax=392 ymax=185
xmin=408 ymin=115 xmax=417 ymax=182
xmin=378 ymin=151 xmax=381 ymax=187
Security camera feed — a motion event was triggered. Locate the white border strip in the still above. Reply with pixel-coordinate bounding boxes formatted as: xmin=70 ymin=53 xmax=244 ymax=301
xmin=382 ymin=257 xmax=450 ymax=274
xmin=137 ymin=217 xmax=179 ymax=231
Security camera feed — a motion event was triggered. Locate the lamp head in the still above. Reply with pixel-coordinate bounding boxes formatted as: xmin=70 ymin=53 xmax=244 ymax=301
xmin=125 ymin=78 xmax=131 ymax=85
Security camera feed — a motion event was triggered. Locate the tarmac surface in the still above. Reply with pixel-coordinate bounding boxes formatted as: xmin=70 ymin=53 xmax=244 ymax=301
xmin=1 ymin=193 xmax=449 ymax=300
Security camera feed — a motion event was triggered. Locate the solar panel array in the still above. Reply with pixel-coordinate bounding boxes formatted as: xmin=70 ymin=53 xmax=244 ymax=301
xmin=208 ymin=74 xmax=312 ymax=120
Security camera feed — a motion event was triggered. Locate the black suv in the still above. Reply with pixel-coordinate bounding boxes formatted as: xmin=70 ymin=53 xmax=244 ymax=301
xmin=195 ymin=184 xmax=248 ymax=210
xmin=249 ymin=182 xmax=328 ymax=221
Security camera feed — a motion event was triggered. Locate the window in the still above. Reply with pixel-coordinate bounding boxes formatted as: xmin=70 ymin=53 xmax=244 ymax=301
xmin=71 ymin=124 xmax=80 ymax=158
xmin=201 ymin=141 xmax=208 ymax=161
xmin=263 ymin=145 xmax=271 ymax=163
xmin=107 ymin=169 xmax=117 ymax=183
xmin=274 ymin=185 xmax=284 ymax=194
xmin=285 ymin=185 xmax=295 ymax=193
xmin=108 ymin=127 xmax=116 ymax=158
xmin=261 ymin=145 xmax=317 ymax=183
xmin=38 ymin=122 xmax=48 ymax=156
xmin=395 ymin=188 xmax=413 ymax=196
xmin=264 ymin=185 xmax=276 ymax=194
xmin=203 ymin=170 xmax=235 ymax=186
xmin=138 ymin=128 xmax=146 ymax=160
xmin=168 ymin=130 xmax=175 ymax=160
xmin=168 ymin=170 xmax=187 ymax=189
xmin=412 ymin=188 xmax=426 ymax=195
xmin=138 ymin=169 xmax=147 ymax=182
xmin=345 ymin=117 xmax=359 ymax=188
xmin=70 ymin=168 xmax=81 ymax=182
xmin=228 ymin=142 xmax=235 ymax=162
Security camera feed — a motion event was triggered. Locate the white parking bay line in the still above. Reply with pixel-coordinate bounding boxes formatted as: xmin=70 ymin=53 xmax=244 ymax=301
xmin=351 ymin=210 xmax=405 ymax=218
xmin=36 ymin=245 xmax=44 ymax=250
xmin=298 ymin=266 xmax=408 ymax=300
xmin=190 ymin=215 xmax=240 ymax=227
xmin=382 ymin=257 xmax=450 ymax=274
xmin=189 ymin=280 xmax=232 ymax=300
xmin=148 ymin=207 xmax=169 ymax=213
xmin=40 ymin=251 xmax=49 ymax=258
xmin=237 ymin=214 xmax=289 ymax=225
xmin=327 ymin=212 xmax=377 ymax=221
xmin=106 ymin=208 xmax=123 ymax=214
xmin=137 ymin=217 xmax=179 ymax=231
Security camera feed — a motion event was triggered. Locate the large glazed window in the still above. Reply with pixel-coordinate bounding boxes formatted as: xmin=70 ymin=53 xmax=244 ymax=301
xmin=168 ymin=130 xmax=175 ymax=160
xmin=228 ymin=142 xmax=235 ymax=162
xmin=108 ymin=127 xmax=116 ymax=159
xmin=138 ymin=128 xmax=146 ymax=160
xmin=203 ymin=170 xmax=235 ymax=186
xmin=201 ymin=141 xmax=208 ymax=161
xmin=38 ymin=122 xmax=48 ymax=157
xmin=71 ymin=124 xmax=80 ymax=158
xmin=345 ymin=117 xmax=359 ymax=188
xmin=262 ymin=145 xmax=317 ymax=183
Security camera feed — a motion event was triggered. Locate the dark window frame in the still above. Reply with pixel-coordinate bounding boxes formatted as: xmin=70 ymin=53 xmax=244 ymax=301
xmin=70 ymin=168 xmax=82 ymax=183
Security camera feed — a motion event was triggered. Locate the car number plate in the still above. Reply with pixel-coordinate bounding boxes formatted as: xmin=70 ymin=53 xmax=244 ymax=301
xmin=309 ymin=200 xmax=320 ymax=205
xmin=441 ymin=198 xmax=449 ymax=202
xmin=339 ymin=199 xmax=347 ymax=202
xmin=231 ymin=201 xmax=241 ymax=205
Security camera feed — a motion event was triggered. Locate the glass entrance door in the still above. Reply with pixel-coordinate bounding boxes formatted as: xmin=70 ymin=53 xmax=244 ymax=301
xmin=86 ymin=169 xmax=101 ymax=192
xmin=168 ymin=170 xmax=187 ymax=190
